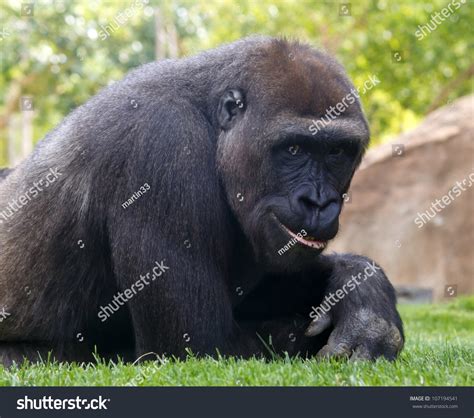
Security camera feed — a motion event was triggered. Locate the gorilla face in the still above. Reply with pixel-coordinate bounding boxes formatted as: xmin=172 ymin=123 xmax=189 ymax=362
xmin=269 ymin=130 xmax=364 ymax=244
xmin=217 ymin=47 xmax=369 ymax=271
xmin=251 ymin=122 xmax=367 ymax=272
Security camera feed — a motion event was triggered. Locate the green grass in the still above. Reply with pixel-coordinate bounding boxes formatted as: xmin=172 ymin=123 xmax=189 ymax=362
xmin=1 ymin=296 xmax=473 ymax=386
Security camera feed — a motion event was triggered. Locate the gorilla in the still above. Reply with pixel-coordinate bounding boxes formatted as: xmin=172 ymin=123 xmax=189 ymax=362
xmin=0 ymin=37 xmax=403 ymax=366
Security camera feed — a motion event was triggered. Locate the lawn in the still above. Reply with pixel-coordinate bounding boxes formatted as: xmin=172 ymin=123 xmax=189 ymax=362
xmin=1 ymin=297 xmax=473 ymax=386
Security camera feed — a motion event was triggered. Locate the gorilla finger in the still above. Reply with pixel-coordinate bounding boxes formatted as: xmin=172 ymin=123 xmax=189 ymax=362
xmin=316 ymin=344 xmax=332 ymax=359
xmin=372 ymin=325 xmax=404 ymax=361
xmin=351 ymin=333 xmax=401 ymax=362
xmin=378 ymin=340 xmax=403 ymax=361
xmin=350 ymin=345 xmax=373 ymax=361
xmin=316 ymin=342 xmax=351 ymax=360
xmin=305 ymin=312 xmax=331 ymax=337
xmin=389 ymin=325 xmax=404 ymax=354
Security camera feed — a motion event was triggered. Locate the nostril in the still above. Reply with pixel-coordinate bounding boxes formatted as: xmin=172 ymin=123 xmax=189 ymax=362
xmin=321 ymin=199 xmax=339 ymax=211
xmin=319 ymin=201 xmax=342 ymax=224
xmin=298 ymin=195 xmax=318 ymax=211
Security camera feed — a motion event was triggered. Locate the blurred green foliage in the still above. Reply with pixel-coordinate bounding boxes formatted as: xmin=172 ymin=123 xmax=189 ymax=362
xmin=0 ymin=0 xmax=472 ymax=166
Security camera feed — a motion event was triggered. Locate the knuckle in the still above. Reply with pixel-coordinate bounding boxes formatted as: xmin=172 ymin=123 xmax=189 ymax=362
xmin=388 ymin=325 xmax=404 ymax=351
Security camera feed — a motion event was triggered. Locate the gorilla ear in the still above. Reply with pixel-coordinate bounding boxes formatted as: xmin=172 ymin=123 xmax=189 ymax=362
xmin=217 ymin=89 xmax=245 ymax=130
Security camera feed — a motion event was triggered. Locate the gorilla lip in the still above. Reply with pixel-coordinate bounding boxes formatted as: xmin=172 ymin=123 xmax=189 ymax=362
xmin=273 ymin=216 xmax=327 ymax=250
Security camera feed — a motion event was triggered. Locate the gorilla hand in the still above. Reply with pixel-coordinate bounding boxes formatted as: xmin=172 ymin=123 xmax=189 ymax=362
xmin=306 ymin=309 xmax=403 ymax=361
xmin=305 ymin=254 xmax=404 ymax=361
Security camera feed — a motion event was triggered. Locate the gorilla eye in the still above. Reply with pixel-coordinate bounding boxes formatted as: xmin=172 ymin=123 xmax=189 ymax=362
xmin=329 ymin=147 xmax=344 ymax=156
xmin=288 ymin=145 xmax=300 ymax=155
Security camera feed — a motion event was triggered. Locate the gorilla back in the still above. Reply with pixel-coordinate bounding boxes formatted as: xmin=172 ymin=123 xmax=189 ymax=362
xmin=0 ymin=36 xmax=403 ymax=365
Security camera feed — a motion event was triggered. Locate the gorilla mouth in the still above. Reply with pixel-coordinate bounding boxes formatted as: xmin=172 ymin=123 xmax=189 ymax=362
xmin=272 ymin=215 xmax=328 ymax=250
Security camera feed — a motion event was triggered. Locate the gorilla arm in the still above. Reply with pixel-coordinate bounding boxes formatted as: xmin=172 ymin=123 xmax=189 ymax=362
xmin=232 ymin=254 xmax=404 ymax=360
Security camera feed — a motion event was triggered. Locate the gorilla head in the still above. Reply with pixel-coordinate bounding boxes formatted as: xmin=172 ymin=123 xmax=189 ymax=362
xmin=216 ymin=40 xmax=369 ymax=271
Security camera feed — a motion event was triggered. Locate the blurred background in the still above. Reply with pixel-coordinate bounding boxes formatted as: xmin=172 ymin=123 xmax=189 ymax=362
xmin=0 ymin=0 xmax=473 ymax=301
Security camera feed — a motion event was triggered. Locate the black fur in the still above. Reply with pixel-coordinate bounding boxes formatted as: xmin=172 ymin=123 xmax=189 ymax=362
xmin=0 ymin=37 xmax=403 ymax=366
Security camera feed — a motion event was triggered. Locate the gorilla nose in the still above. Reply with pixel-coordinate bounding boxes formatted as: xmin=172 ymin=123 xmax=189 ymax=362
xmin=291 ymin=186 xmax=341 ymax=240
xmin=316 ymin=201 xmax=341 ymax=239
